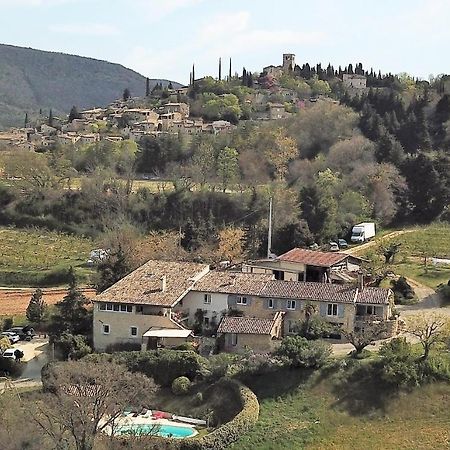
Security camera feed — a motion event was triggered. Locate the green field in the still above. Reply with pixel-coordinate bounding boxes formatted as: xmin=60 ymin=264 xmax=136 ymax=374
xmin=0 ymin=227 xmax=94 ymax=286
xmin=233 ymin=366 xmax=450 ymax=450
xmin=368 ymin=224 xmax=450 ymax=289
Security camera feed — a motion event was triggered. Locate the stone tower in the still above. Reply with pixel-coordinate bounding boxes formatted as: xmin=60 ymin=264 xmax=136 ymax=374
xmin=282 ymin=53 xmax=295 ymax=73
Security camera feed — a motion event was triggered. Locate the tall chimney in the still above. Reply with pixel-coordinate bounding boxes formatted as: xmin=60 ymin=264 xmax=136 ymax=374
xmin=357 ymin=271 xmax=364 ymax=290
xmin=160 ymin=276 xmax=167 ymax=292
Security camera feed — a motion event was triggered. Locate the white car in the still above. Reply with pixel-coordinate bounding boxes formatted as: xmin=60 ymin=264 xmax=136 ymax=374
xmin=1 ymin=348 xmax=18 ymax=359
xmin=1 ymin=332 xmax=20 ymax=344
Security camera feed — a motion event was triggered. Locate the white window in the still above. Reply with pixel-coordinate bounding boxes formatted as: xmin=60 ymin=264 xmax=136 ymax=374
xmin=287 ymin=300 xmax=296 ymax=310
xmin=126 ymin=305 xmax=133 ymax=313
xmin=120 ymin=304 xmax=127 ymax=312
xmin=99 ymin=303 xmax=106 ymax=311
xmin=204 ymin=294 xmax=212 ymax=304
xmin=113 ymin=304 xmax=120 ymax=312
xmin=237 ymin=296 xmax=248 ymax=305
xmin=268 ymin=299 xmax=274 ymax=309
xmin=130 ymin=326 xmax=138 ymax=337
xmin=106 ymin=303 xmax=113 ymax=311
xmin=231 ymin=333 xmax=238 ymax=346
xmin=102 ymin=324 xmax=110 ymax=334
xmin=327 ymin=303 xmax=338 ymax=316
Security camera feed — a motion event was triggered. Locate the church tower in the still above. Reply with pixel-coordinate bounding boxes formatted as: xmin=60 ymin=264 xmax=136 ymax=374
xmin=282 ymin=53 xmax=295 ymax=73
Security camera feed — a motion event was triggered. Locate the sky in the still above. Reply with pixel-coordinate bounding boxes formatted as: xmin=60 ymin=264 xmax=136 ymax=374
xmin=0 ymin=0 xmax=449 ymax=84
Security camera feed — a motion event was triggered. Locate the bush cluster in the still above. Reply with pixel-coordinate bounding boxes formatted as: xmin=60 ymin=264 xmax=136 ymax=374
xmin=172 ymin=376 xmax=191 ymax=396
xmin=276 ymin=336 xmax=331 ymax=368
xmin=84 ymin=349 xmax=208 ymax=387
xmin=391 ymin=276 xmax=416 ymax=305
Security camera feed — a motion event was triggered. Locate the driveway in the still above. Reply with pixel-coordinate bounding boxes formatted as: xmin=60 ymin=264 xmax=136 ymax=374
xmin=12 ymin=337 xmax=49 ymax=380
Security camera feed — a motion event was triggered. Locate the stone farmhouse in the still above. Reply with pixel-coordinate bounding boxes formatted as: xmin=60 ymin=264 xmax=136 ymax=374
xmin=92 ymin=257 xmax=397 ymax=354
xmin=243 ymin=248 xmax=363 ymax=284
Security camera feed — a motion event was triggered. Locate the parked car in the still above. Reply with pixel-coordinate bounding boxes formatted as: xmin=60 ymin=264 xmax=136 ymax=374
xmin=6 ymin=326 xmax=35 ymax=341
xmin=0 ymin=332 xmax=20 ymax=344
xmin=329 ymin=242 xmax=339 ymax=252
xmin=338 ymin=239 xmax=348 ymax=249
xmin=1 ymin=348 xmax=18 ymax=359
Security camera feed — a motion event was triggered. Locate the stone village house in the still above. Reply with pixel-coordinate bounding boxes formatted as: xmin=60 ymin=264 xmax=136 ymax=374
xmin=92 ymin=259 xmax=397 ymax=353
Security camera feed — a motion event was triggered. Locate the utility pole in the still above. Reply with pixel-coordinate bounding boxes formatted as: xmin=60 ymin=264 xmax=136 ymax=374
xmin=267 ymin=197 xmax=273 ymax=259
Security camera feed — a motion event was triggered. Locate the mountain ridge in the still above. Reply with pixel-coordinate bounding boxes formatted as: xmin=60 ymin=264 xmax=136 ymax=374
xmin=0 ymin=43 xmax=181 ymax=129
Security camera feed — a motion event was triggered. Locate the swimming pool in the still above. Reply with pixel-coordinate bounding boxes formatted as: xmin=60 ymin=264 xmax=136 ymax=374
xmin=116 ymin=423 xmax=196 ymax=438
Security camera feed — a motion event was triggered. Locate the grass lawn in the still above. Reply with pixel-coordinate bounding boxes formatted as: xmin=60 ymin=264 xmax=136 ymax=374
xmin=232 ymin=365 xmax=450 ymax=450
xmin=363 ymin=224 xmax=450 ymax=289
xmin=0 ymin=227 xmax=95 ymax=287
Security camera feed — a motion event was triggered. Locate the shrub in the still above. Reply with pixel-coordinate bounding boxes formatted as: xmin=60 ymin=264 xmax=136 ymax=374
xmin=0 ymin=358 xmax=24 ymax=378
xmin=297 ymin=315 xmax=335 ymax=340
xmin=275 ymin=336 xmax=331 ymax=368
xmin=438 ymin=283 xmax=450 ymax=304
xmin=53 ymin=332 xmax=92 ymax=360
xmin=174 ymin=342 xmax=196 ymax=352
xmin=192 ymin=392 xmax=203 ymax=406
xmin=391 ymin=276 xmax=417 ymax=304
xmin=1 ymin=317 xmax=13 ymax=331
xmin=84 ymin=350 xmax=208 ymax=387
xmin=172 ymin=376 xmax=191 ymax=396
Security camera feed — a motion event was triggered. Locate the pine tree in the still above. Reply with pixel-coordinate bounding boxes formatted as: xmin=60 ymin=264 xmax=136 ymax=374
xmin=146 ymin=77 xmax=150 ymax=97
xmin=96 ymin=246 xmax=131 ymax=293
xmin=192 ymin=63 xmax=195 ymax=87
xmin=218 ymin=57 xmax=222 ymax=81
xmin=68 ymin=106 xmax=80 ymax=123
xmin=48 ymin=109 xmax=54 ymax=127
xmin=50 ymin=267 xmax=91 ymax=336
xmin=26 ymin=288 xmax=47 ymax=324
xmin=24 ymin=112 xmax=28 ymax=128
xmin=229 ymin=57 xmax=232 ymax=80
xmin=123 ymin=88 xmax=131 ymax=101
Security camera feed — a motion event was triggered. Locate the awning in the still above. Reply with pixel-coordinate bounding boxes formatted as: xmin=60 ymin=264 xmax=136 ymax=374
xmin=142 ymin=328 xmax=192 ymax=338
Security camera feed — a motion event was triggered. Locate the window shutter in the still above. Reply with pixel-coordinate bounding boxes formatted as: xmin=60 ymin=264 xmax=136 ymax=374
xmin=338 ymin=304 xmax=345 ymax=318
xmin=319 ymin=303 xmax=327 ymax=317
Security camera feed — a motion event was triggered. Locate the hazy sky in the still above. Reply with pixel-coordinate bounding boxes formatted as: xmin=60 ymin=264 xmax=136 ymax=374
xmin=0 ymin=0 xmax=449 ymax=84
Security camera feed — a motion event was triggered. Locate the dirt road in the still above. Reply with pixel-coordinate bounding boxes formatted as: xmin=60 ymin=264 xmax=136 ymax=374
xmin=345 ymin=229 xmax=415 ymax=256
xmin=0 ymin=287 xmax=96 ymax=315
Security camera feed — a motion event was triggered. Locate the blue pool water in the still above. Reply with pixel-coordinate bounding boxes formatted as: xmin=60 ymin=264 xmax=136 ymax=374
xmin=117 ymin=423 xmax=196 ymax=438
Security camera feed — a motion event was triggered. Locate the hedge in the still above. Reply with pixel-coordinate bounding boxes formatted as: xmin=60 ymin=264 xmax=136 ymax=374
xmin=152 ymin=378 xmax=259 ymax=450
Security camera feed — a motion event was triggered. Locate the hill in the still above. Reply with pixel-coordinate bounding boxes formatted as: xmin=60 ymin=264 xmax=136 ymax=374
xmin=0 ymin=43 xmax=180 ymax=129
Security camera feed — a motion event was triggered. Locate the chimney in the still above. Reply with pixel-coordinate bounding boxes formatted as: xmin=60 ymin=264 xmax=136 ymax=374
xmin=357 ymin=271 xmax=364 ymax=290
xmin=160 ymin=276 xmax=167 ymax=292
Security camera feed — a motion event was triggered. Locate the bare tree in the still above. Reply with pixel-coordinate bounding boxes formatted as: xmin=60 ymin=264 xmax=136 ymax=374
xmin=34 ymin=361 xmax=157 ymax=450
xmin=342 ymin=322 xmax=386 ymax=357
xmin=406 ymin=313 xmax=450 ymax=360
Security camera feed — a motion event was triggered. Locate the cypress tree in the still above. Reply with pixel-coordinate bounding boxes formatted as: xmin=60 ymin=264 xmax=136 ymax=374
xmin=219 ymin=57 xmax=222 ymax=81
xmin=24 ymin=112 xmax=28 ymax=128
xmin=146 ymin=77 xmax=150 ymax=97
xmin=229 ymin=58 xmax=232 ymax=80
xmin=48 ymin=109 xmax=54 ymax=127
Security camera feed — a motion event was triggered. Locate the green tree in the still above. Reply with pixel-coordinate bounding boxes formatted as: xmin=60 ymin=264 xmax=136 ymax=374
xmin=276 ymin=336 xmax=331 ymax=368
xmin=68 ymin=106 xmax=81 ymax=123
xmin=26 ymin=288 xmax=47 ymax=325
xmin=48 ymin=109 xmax=54 ymax=127
xmin=49 ymin=267 xmax=91 ymax=337
xmin=216 ymin=146 xmax=239 ymax=192
xmin=145 ymin=77 xmax=150 ymax=97
xmin=96 ymin=245 xmax=131 ymax=293
xmin=122 ymin=88 xmax=131 ymax=101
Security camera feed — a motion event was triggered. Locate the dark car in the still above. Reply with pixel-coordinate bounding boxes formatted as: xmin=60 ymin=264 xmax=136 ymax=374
xmin=6 ymin=326 xmax=35 ymax=341
xmin=338 ymin=239 xmax=349 ymax=249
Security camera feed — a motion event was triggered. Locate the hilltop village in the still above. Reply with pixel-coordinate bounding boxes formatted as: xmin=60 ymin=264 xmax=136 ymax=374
xmin=0 ymin=53 xmax=374 ymax=150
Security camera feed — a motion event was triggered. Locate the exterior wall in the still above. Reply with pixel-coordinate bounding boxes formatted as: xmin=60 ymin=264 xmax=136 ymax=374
xmin=176 ymin=291 xmax=229 ymax=326
xmin=343 ymin=74 xmax=367 ymax=89
xmin=230 ymin=295 xmax=356 ymax=335
xmin=93 ymin=302 xmax=179 ymax=351
xmin=282 ymin=54 xmax=295 ymax=72
xmin=223 ymin=333 xmax=280 ymax=353
xmin=243 ymin=260 xmax=306 ymax=280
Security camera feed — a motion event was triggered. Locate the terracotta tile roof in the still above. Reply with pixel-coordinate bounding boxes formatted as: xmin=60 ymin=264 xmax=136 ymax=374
xmin=277 ymin=248 xmax=350 ymax=267
xmin=356 ymin=287 xmax=391 ymax=305
xmin=191 ymin=272 xmax=273 ymax=296
xmin=217 ymin=316 xmax=277 ymax=335
xmin=95 ymin=260 xmax=209 ymax=307
xmin=261 ymin=280 xmax=357 ymax=303
xmin=260 ymin=280 xmax=391 ymax=305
